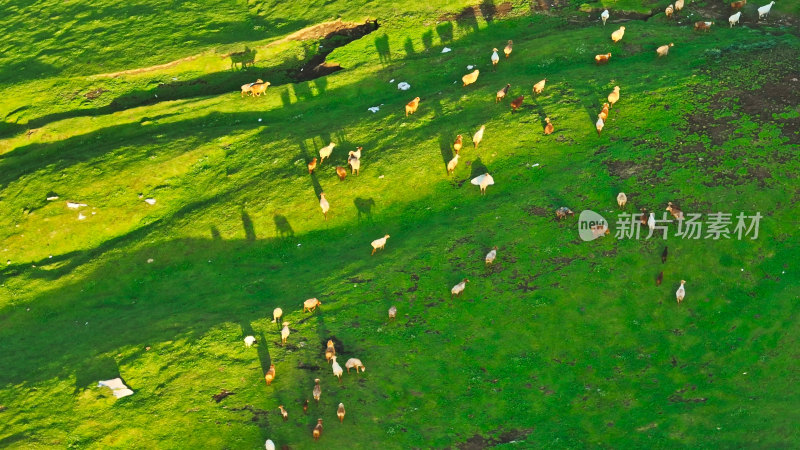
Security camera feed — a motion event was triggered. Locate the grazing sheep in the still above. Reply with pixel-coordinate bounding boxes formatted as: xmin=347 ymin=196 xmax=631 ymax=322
xmin=675 ymin=280 xmax=686 ymax=303
xmin=446 ymin=153 xmax=459 ymax=174
xmin=648 ymin=212 xmax=656 ymax=230
xmin=241 ymin=79 xmax=263 ymax=97
xmin=345 ymin=358 xmax=366 ymax=373
xmin=303 ymin=399 xmax=309 ymax=414
xmin=337 ymin=403 xmax=346 ymax=423
xmin=371 ymin=234 xmax=391 ymax=255
xmin=281 ymin=322 xmax=290 ymax=344
xmin=473 ymin=125 xmax=485 ymax=148
xmin=265 ymin=364 xmax=276 ymax=385
xmin=335 ymin=166 xmax=347 ymax=181
xmin=608 ymin=86 xmax=620 ymax=108
xmin=596 ymin=115 xmax=605 ymax=135
xmin=313 ymin=379 xmax=321 ymax=403
xmin=303 ymin=298 xmax=322 ymax=313
xmin=66 ymin=201 xmax=88 ymax=209
xmin=272 ymin=307 xmax=283 ymax=323
xmin=462 ymin=69 xmax=480 ymax=87
xmin=451 ymin=278 xmax=469 ymax=297
xmin=758 ymin=1 xmax=775 ymax=19
xmin=731 ymin=0 xmax=746 ymax=10
xmin=544 ymin=117 xmax=554 ymax=135
xmin=533 ymin=79 xmax=547 ymax=94
xmin=504 ymin=40 xmax=513 ymax=58
xmin=595 ymin=53 xmax=612 ymax=64
xmin=694 ymin=21 xmax=713 ymax=32
xmin=729 ymin=11 xmax=742 ymax=27
xmin=471 ymin=173 xmax=494 ymax=195
xmin=313 ymin=419 xmax=323 ymax=441
xmin=278 ymin=405 xmax=288 ymax=422
xmin=675 ymin=0 xmax=684 ymax=12
xmin=349 ymin=146 xmax=362 ymax=160
xmin=250 ymin=81 xmax=271 ymax=97
xmin=617 ymin=192 xmax=627 ymax=208
xmin=491 ymin=48 xmax=500 ymax=67
xmin=331 ymin=356 xmax=344 ymax=382
xmin=496 ymin=84 xmax=510 ymax=103
xmin=453 ymin=135 xmax=463 ymax=153
xmin=556 ymin=207 xmax=574 ymax=220
xmin=640 ymin=208 xmax=649 ymax=226
xmin=388 ymin=306 xmax=397 ymax=319
xmin=265 ymin=439 xmax=275 ymax=450
xmin=665 ymin=4 xmax=674 ymax=18
xmin=318 ymin=142 xmax=335 ymax=164
xmin=662 ymin=246 xmax=668 ymax=263
xmin=319 ymin=193 xmax=330 ymax=220
xmin=511 ymin=95 xmax=524 ymax=112
xmin=666 ymin=201 xmax=684 ymax=220
xmin=656 ymin=271 xmax=663 ymax=286
xmin=599 ymin=103 xmax=609 ymax=121
xmin=308 ymin=157 xmax=318 ymax=174
xmin=244 ymin=335 xmax=256 ymax=348
xmin=656 ymin=43 xmax=674 ymax=57
xmin=611 ymin=26 xmax=625 ymax=43
xmin=601 ymin=9 xmax=609 ymax=25
xmin=348 ymin=154 xmax=361 ymax=175
xmin=485 ymin=246 xmax=498 ymax=266
xmin=325 ymin=340 xmax=336 ymax=363
xmin=405 ymin=97 xmax=420 ymax=116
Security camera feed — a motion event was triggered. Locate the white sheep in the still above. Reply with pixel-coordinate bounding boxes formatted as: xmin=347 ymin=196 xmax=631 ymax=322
xmin=471 ymin=173 xmax=494 ymax=195
xmin=388 ymin=305 xmax=397 ymax=319
xmin=371 ymin=234 xmax=390 ymax=255
xmin=319 ymin=193 xmax=330 ymax=220
xmin=451 ymin=278 xmax=469 ymax=297
xmin=144 ymin=198 xmax=156 ymax=205
xmin=473 ymin=125 xmax=485 ymax=148
xmin=601 ymin=9 xmax=609 ymax=25
xmin=66 ymin=202 xmax=87 ymax=209
xmin=447 ymin=153 xmax=459 ymax=174
xmin=485 ymin=246 xmax=497 ymax=265
xmin=265 ymin=439 xmax=275 ymax=450
xmin=244 ymin=336 xmax=256 ymax=347
xmin=281 ymin=322 xmax=290 ymax=343
xmin=758 ymin=1 xmax=775 ymax=19
xmin=676 ymin=280 xmax=686 ymax=303
xmin=331 ymin=356 xmax=344 ymax=382
xmin=272 ymin=307 xmax=283 ymax=323
xmin=617 ymin=192 xmax=627 ymax=208
xmin=648 ymin=212 xmax=656 ymax=231
xmin=318 ymin=142 xmax=335 ymax=164
xmin=729 ymin=11 xmax=742 ymax=27
xmin=345 ymin=358 xmax=366 ymax=373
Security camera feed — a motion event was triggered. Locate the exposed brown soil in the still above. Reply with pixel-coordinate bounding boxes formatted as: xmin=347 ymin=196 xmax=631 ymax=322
xmin=459 ymin=428 xmax=534 ymax=449
xmin=438 ymin=2 xmax=513 ymax=22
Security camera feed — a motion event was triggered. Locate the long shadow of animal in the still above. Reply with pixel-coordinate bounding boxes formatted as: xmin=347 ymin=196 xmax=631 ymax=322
xmin=438 ymin=133 xmax=455 ymax=170
xmin=354 ymin=197 xmax=376 ymax=223
xmin=374 ymin=34 xmax=391 ymax=64
xmin=239 ymin=320 xmax=271 ymax=375
xmin=241 ymin=210 xmax=256 ymax=241
xmin=274 ymin=215 xmax=294 ymax=238
xmin=230 ymin=47 xmax=257 ymax=70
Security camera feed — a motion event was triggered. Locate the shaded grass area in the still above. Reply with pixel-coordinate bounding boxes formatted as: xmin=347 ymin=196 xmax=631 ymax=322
xmin=1 ymin=1 xmax=799 ymax=448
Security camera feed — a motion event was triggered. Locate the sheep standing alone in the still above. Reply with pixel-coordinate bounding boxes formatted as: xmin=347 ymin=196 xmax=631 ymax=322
xmin=473 ymin=125 xmax=486 ymax=148
xmin=335 ymin=166 xmax=347 ymax=181
xmin=496 ymin=84 xmax=510 ymax=102
xmin=617 ymin=192 xmax=627 ymax=208
xmin=303 ymin=399 xmax=309 ymax=414
xmin=462 ymin=70 xmax=480 ymax=87
xmin=313 ymin=379 xmax=322 ymax=403
xmin=265 ymin=439 xmax=275 ymax=450
xmin=504 ymin=40 xmax=513 ymax=58
xmin=272 ymin=307 xmax=283 ymax=323
xmin=511 ymin=95 xmax=524 ymax=112
xmin=337 ymin=403 xmax=346 ymax=423
xmin=265 ymin=364 xmax=276 ymax=385
xmin=371 ymin=234 xmax=391 ymax=255
xmin=676 ymin=280 xmax=686 ymax=303
xmin=611 ymin=26 xmax=625 ymax=43
xmin=318 ymin=142 xmax=335 ymax=164
xmin=331 ymin=356 xmax=344 ymax=382
xmin=447 ymin=153 xmax=460 ymax=174
xmin=662 ymin=246 xmax=668 ymax=263
xmin=388 ymin=306 xmax=397 ymax=319
xmin=244 ymin=336 xmax=256 ymax=348
xmin=556 ymin=207 xmax=574 ymax=220
xmin=656 ymin=43 xmax=674 ymax=57
xmin=451 ymin=278 xmax=469 ymax=297
xmin=601 ymin=9 xmax=609 ymax=25
xmin=345 ymin=358 xmax=366 ymax=373
xmin=303 ymin=298 xmax=322 ymax=313
xmin=319 ymin=193 xmax=330 ymax=220
xmin=313 ymin=419 xmax=323 ymax=441
xmin=307 ymin=157 xmax=317 ymax=174
xmin=491 ymin=48 xmax=500 ymax=67
xmin=485 ymin=246 xmax=498 ymax=266
xmin=471 ymin=173 xmax=494 ymax=195
xmin=656 ymin=271 xmax=663 ymax=286
xmin=595 ymin=53 xmax=612 ymax=64
xmin=729 ymin=11 xmax=742 ymax=27
xmin=533 ymin=79 xmax=547 ymax=94
xmin=405 ymin=97 xmax=420 ymax=116
xmin=544 ymin=117 xmax=554 ymax=135
xmin=278 ymin=405 xmax=288 ymax=422
xmin=281 ymin=322 xmax=290 ymax=344
xmin=758 ymin=1 xmax=775 ymax=19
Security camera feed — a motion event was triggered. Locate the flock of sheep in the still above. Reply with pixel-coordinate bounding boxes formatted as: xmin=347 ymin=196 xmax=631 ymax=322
xmin=236 ymin=1 xmax=782 ymax=446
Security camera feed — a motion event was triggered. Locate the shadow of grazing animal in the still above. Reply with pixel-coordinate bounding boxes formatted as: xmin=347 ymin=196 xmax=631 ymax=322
xmin=354 ymin=197 xmax=376 ymax=222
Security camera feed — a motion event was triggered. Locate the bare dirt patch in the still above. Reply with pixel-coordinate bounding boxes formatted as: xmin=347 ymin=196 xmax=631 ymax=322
xmin=459 ymin=428 xmax=534 ymax=449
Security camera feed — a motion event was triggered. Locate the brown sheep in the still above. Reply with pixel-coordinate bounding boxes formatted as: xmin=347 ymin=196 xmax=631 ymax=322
xmin=453 ymin=135 xmax=463 ymax=153
xmin=662 ymin=246 xmax=668 ymax=263
xmin=511 ymin=95 xmax=524 ymax=112
xmin=504 ymin=40 xmax=513 ymax=58
xmin=313 ymin=419 xmax=323 ymax=441
xmin=656 ymin=271 xmax=663 ymax=286
xmin=250 ymin=81 xmax=271 ymax=97
xmin=278 ymin=405 xmax=288 ymax=422
xmin=595 ymin=53 xmax=612 ymax=64
xmin=265 ymin=364 xmax=275 ymax=385
xmin=303 ymin=399 xmax=309 ymax=414
xmin=405 ymin=97 xmax=420 ymax=116
xmin=337 ymin=403 xmax=346 ymax=423
xmin=543 ymin=117 xmax=554 ymax=135
xmin=336 ymin=166 xmax=347 ymax=181
xmin=599 ymin=103 xmax=609 ymax=121
xmin=666 ymin=201 xmax=684 ymax=220
xmin=307 ymin=157 xmax=317 ymax=174
xmin=303 ymin=298 xmax=322 ymax=313
xmin=731 ymin=0 xmax=746 ymax=9
xmin=240 ymin=79 xmax=264 ymax=97
xmin=694 ymin=21 xmax=713 ymax=32
xmin=325 ymin=339 xmax=336 ymax=363
xmin=555 ymin=207 xmax=574 ymax=220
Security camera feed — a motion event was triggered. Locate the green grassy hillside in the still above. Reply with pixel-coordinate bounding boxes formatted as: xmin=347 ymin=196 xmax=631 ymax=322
xmin=1 ymin=0 xmax=798 ymax=448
